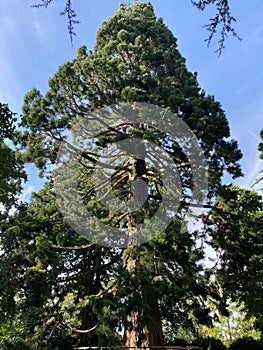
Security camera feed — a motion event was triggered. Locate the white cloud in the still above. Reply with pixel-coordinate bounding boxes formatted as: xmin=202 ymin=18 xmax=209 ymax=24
xmin=245 ymin=24 xmax=263 ymax=48
xmin=19 ymin=184 xmax=36 ymax=203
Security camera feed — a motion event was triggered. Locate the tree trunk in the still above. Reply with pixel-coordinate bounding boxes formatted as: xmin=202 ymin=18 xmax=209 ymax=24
xmin=79 ymin=304 xmax=99 ymax=346
xmin=142 ymin=284 xmax=164 ymax=347
xmin=79 ymin=250 xmax=101 ymax=346
xmin=123 ymin=154 xmax=164 ymax=348
xmin=123 ymin=254 xmax=165 ymax=348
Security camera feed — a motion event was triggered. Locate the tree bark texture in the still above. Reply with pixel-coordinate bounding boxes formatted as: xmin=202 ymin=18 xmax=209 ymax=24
xmin=123 ymin=155 xmax=164 ymax=348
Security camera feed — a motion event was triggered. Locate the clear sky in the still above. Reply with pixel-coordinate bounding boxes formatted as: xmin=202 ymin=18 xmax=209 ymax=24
xmin=0 ymin=0 xmax=262 ymax=199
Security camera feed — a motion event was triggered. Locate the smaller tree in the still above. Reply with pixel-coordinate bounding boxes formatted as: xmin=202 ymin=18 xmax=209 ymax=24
xmin=208 ymin=185 xmax=263 ymax=331
xmin=199 ymin=302 xmax=261 ymax=347
xmin=0 ymin=182 xmax=120 ymax=348
xmin=0 ymin=102 xmax=25 ymax=209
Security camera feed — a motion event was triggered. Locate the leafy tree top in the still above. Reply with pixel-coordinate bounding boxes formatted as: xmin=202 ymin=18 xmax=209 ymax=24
xmin=20 ymin=2 xmax=242 ymax=191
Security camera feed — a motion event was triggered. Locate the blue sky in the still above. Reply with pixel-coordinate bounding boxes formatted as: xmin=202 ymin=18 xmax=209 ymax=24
xmin=0 ymin=0 xmax=262 ymax=199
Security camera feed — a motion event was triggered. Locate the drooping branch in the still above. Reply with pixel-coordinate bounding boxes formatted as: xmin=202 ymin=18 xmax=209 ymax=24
xmin=31 ymin=0 xmax=53 ymax=9
xmin=252 ymin=169 xmax=263 ymax=190
xmin=71 ymin=324 xmax=98 ymax=333
xmin=31 ymin=0 xmax=241 ymax=54
xmin=51 ymin=243 xmax=94 ymax=250
xmin=191 ymin=0 xmax=241 ymax=55
xmin=31 ymin=0 xmax=79 ymax=44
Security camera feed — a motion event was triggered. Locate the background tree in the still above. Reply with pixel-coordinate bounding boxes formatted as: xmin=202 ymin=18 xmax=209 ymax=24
xmin=199 ymin=302 xmax=261 ymax=347
xmin=0 ymin=184 xmax=120 ymax=349
xmin=207 ymin=185 xmax=263 ymax=333
xmin=0 ymin=102 xmax=25 ymax=209
xmin=196 ymin=337 xmax=227 ymax=350
xmin=163 ymin=300 xmax=261 ymax=347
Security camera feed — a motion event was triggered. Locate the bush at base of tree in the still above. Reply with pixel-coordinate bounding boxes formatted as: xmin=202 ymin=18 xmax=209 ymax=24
xmin=194 ymin=337 xmax=227 ymax=350
xmin=166 ymin=338 xmax=189 ymax=347
xmin=0 ymin=339 xmax=29 ymax=350
xmin=228 ymin=337 xmax=263 ymax=350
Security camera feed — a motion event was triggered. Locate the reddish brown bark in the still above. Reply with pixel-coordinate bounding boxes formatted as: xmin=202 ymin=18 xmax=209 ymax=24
xmin=123 ymin=155 xmax=164 ymax=348
xmin=142 ymin=284 xmax=164 ymax=347
xmin=123 ymin=255 xmax=164 ymax=348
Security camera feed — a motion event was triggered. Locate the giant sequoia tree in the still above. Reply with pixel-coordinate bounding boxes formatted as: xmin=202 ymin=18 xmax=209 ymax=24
xmin=1 ymin=2 xmax=246 ymax=348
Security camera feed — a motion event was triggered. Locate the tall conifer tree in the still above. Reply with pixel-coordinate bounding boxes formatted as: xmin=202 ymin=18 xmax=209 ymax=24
xmin=9 ymin=2 xmax=244 ymax=347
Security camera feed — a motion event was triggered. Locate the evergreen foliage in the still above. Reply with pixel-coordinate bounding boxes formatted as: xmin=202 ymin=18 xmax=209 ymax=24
xmin=208 ymin=185 xmax=263 ymax=332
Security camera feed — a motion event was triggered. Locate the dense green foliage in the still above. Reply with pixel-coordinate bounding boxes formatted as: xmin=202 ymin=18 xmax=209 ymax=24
xmin=0 ymin=185 xmax=112 ymax=348
xmin=199 ymin=302 xmax=261 ymax=347
xmin=208 ymin=185 xmax=263 ymax=332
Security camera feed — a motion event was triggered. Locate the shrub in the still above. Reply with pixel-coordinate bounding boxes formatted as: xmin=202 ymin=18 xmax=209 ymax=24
xmin=194 ymin=337 xmax=227 ymax=350
xmin=167 ymin=338 xmax=189 ymax=346
xmin=228 ymin=337 xmax=263 ymax=350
